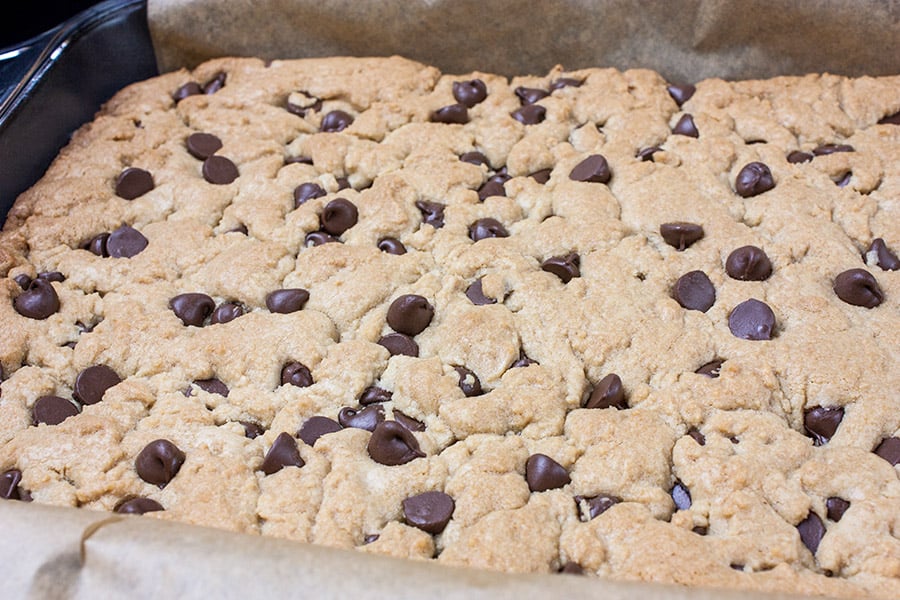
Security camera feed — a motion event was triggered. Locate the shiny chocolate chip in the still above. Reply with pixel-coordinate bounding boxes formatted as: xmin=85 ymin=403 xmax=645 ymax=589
xmin=477 ymin=180 xmax=506 ymax=201
xmin=402 ymin=491 xmax=455 ymax=534
xmin=460 ymin=151 xmax=489 ymax=166
xmin=569 ymin=154 xmax=611 ymax=184
xmin=38 ymin=271 xmax=64 ymax=283
xmin=803 ymin=407 xmax=844 ymax=446
xmin=465 ymin=278 xmax=496 ymax=305
xmin=660 ymin=222 xmax=703 ymax=251
xmin=453 ymin=79 xmax=487 ymax=108
xmin=297 ymin=417 xmax=341 ymax=447
xmin=834 ymin=172 xmax=852 ymax=187
xmin=511 ymin=350 xmax=537 ymax=368
xmin=186 ymin=132 xmax=223 ymax=160
xmin=416 ymin=200 xmax=445 ymax=229
xmin=387 ymin=294 xmax=434 ymax=336
xmin=202 ymin=71 xmax=226 ymax=94
xmin=813 ymin=144 xmax=854 ymax=156
xmin=672 ymin=114 xmax=699 ymax=137
xmin=695 ymin=360 xmax=724 ymax=378
xmin=169 ymin=293 xmax=215 ymax=326
xmin=0 ymin=469 xmax=25 ymax=500
xmin=469 ymin=218 xmax=509 ymax=242
xmin=293 ymin=182 xmax=326 ymax=207
xmin=115 ymin=167 xmax=154 ymax=200
xmin=266 ymin=288 xmax=309 ymax=313
xmin=728 ymin=299 xmax=776 ymax=340
xmin=359 ymin=386 xmax=392 ymax=405
xmin=321 ymin=198 xmax=358 ymax=235
xmin=797 ymin=511 xmax=825 ymax=555
xmin=529 ymin=168 xmax=552 ymax=183
xmin=672 ymin=271 xmax=716 ymax=312
xmin=378 ymin=237 xmax=407 ymax=255
xmin=85 ymin=233 xmax=110 ymax=256
xmin=32 ymin=395 xmax=78 ymax=426
xmin=14 ymin=279 xmax=59 ymax=320
xmin=865 ymin=239 xmax=900 ymax=271
xmin=241 ymin=421 xmax=265 ymax=439
xmin=106 ymin=225 xmax=148 ymax=258
xmin=210 ymin=301 xmax=244 ymax=325
xmin=261 ymin=432 xmax=304 ymax=474
xmin=321 ymin=110 xmax=354 ymax=132
xmin=873 ymin=437 xmax=900 ymax=466
xmin=393 ymin=411 xmax=426 ymax=432
xmin=135 ymin=439 xmax=185 ymax=487
xmin=726 ymin=246 xmax=772 ymax=281
xmin=173 ymin=81 xmax=201 ymax=102
xmin=541 ymin=253 xmax=580 ymax=283
xmin=511 ymin=104 xmax=546 ymax=125
xmin=550 ymin=77 xmax=583 ymax=91
xmin=74 ymin=365 xmax=121 ymax=406
xmin=193 ymin=377 xmax=229 ymax=397
xmin=285 ymin=91 xmax=322 ymax=116
xmin=115 ymin=497 xmax=164 ymax=515
xmin=430 ymin=104 xmax=469 ymax=124
xmin=363 ymin=534 xmax=379 ymax=544
xmin=13 ymin=274 xmax=31 ymax=289
xmin=584 ymin=374 xmax=627 ymax=410
xmin=367 ymin=421 xmax=425 ymax=466
xmin=686 ymin=428 xmax=706 ymax=445
xmin=878 ymin=111 xmax=900 ymax=125
xmin=202 ymin=155 xmax=239 ymax=185
xmin=637 ymin=146 xmax=661 ymax=162
xmin=454 ymin=366 xmax=483 ymax=397
xmin=575 ymin=494 xmax=620 ymax=520
xmin=338 ymin=405 xmax=385 ymax=431
xmin=826 ymin=497 xmax=850 ymax=522
xmin=305 ymin=231 xmax=339 ymax=246
xmin=833 ymin=269 xmax=883 ymax=308
xmin=787 ymin=150 xmax=813 ymax=164
xmin=377 ymin=333 xmax=419 ymax=357
xmin=734 ymin=162 xmax=775 ymax=197
xmin=671 ymin=480 xmax=691 ymax=510
xmin=281 ymin=362 xmax=313 ymax=388
xmin=515 ymin=87 xmax=549 ymax=105
xmin=666 ymin=83 xmax=695 ymax=106
xmin=525 ymin=454 xmax=570 ymax=492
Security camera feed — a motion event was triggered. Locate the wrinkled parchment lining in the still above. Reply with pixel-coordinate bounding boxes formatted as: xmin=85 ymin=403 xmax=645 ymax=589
xmin=148 ymin=0 xmax=900 ymax=81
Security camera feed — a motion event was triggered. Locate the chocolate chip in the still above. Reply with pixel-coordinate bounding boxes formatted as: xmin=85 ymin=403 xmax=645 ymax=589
xmin=660 ymin=222 xmax=704 ymax=251
xmin=378 ymin=237 xmax=407 ymax=255
xmin=803 ymin=407 xmax=844 ymax=446
xmin=0 ymin=469 xmax=25 ymax=500
xmin=515 ymin=87 xmax=549 ymax=105
xmin=692 ymin=526 xmax=708 ymax=536
xmin=873 ymin=437 xmax=900 ymax=466
xmin=241 ymin=421 xmax=265 ymax=439
xmin=261 ymin=432 xmax=304 ymax=474
xmin=38 ymin=271 xmax=64 ymax=282
xmin=85 ymin=233 xmax=110 ymax=256
xmin=575 ymin=494 xmax=620 ymax=520
xmin=468 ymin=218 xmax=509 ymax=242
xmin=728 ymin=299 xmax=776 ymax=340
xmin=453 ymin=79 xmax=487 ymax=108
xmin=672 ymin=114 xmax=699 ymax=137
xmin=687 ymin=428 xmax=706 ymax=445
xmin=367 ymin=421 xmax=425 ymax=465
xmin=460 ymin=151 xmax=489 ymax=166
xmin=512 ymin=350 xmax=537 ymax=368
xmin=202 ymin=155 xmax=239 ymax=185
xmin=833 ymin=269 xmax=884 ymax=308
xmin=671 ymin=480 xmax=691 ymax=510
xmin=202 ymin=71 xmax=226 ymax=94
xmin=285 ymin=155 xmax=314 ymax=165
xmin=465 ymin=278 xmax=496 ymax=305
xmin=266 ymin=288 xmax=309 ymax=313
xmin=734 ymin=162 xmax=775 ymax=197
xmin=338 ymin=405 xmax=385 ymax=431
xmin=285 ymin=91 xmax=322 ymax=117
xmin=305 ymin=231 xmax=339 ymax=246
xmin=210 ymin=301 xmax=244 ymax=324
xmin=541 ymin=253 xmax=580 ymax=283
xmin=281 ymin=362 xmax=313 ymax=388
xmin=826 ymin=497 xmax=850 ymax=522
xmin=14 ymin=278 xmax=59 ymax=320
xmin=672 ymin=271 xmax=716 ymax=312
xmin=878 ymin=111 xmax=900 ymax=125
xmin=402 ymin=491 xmax=455 ymax=534
xmin=454 ymin=366 xmax=483 ymax=397
xmin=359 ymin=386 xmax=392 ymax=405
xmin=667 ymin=83 xmax=695 ymax=106
xmin=106 ymin=225 xmax=149 ymax=258
xmin=488 ymin=170 xmax=511 ymax=185
xmin=525 ymin=454 xmax=570 ymax=492
xmin=726 ymin=246 xmax=772 ymax=281
xmin=865 ymin=239 xmax=900 ymax=271
xmin=477 ymin=180 xmax=506 ymax=201
xmin=320 ymin=198 xmax=358 ymax=235
xmin=550 ymin=77 xmax=583 ymax=91
xmin=377 ymin=333 xmax=419 ymax=357
xmin=13 ymin=274 xmax=31 ymax=289
xmin=569 ymin=154 xmax=611 ymax=184
xmin=834 ymin=172 xmax=852 ymax=187
xmin=115 ymin=497 xmax=164 ymax=515
xmin=335 ymin=177 xmax=352 ymax=191
xmin=430 ymin=104 xmax=469 ymax=124
xmin=393 ymin=410 xmax=426 ymax=432
xmin=637 ymin=146 xmax=661 ymax=162
xmin=173 ymin=81 xmax=201 ymax=102
xmin=813 ymin=144 xmax=854 ymax=156
xmin=511 ymin=104 xmax=546 ymax=125
xmin=115 ymin=167 xmax=154 ymax=200
xmin=321 ymin=110 xmax=354 ymax=132
xmin=559 ymin=562 xmax=584 ymax=575
xmin=787 ymin=151 xmax=813 ymax=164
xmin=387 ymin=294 xmax=434 ymax=336
xmin=135 ymin=439 xmax=185 ymax=487
xmin=695 ymin=360 xmax=724 ymax=378
xmin=415 ymin=200 xmax=445 ymax=229
xmin=192 ymin=378 xmax=228 ymax=397
xmin=363 ymin=534 xmax=380 ymax=544
xmin=293 ymin=182 xmax=326 ymax=207
xmin=297 ymin=417 xmax=341 ymax=447
xmin=73 ymin=365 xmax=121 ymax=406
xmin=797 ymin=511 xmax=825 ymax=555
xmin=529 ymin=168 xmax=552 ymax=183
xmin=169 ymin=293 xmax=215 ymax=326
xmin=584 ymin=374 xmax=627 ymax=409
xmin=186 ymin=133 xmax=223 ymax=160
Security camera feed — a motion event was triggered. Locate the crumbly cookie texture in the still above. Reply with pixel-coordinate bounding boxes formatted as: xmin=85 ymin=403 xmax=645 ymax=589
xmin=1 ymin=56 xmax=898 ymax=597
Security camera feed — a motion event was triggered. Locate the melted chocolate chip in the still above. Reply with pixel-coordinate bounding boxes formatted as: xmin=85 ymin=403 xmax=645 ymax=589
xmin=73 ymin=365 xmax=121 ymax=406
xmin=320 ymin=198 xmax=358 ymax=236
xmin=305 ymin=231 xmax=339 ymax=246
xmin=186 ymin=133 xmax=223 ymax=160
xmin=169 ymin=293 xmax=215 ymax=326
xmin=671 ymin=480 xmax=692 ymax=510
xmin=575 ymin=494 xmax=620 ymax=520
xmin=106 ymin=225 xmax=149 ymax=258
xmin=813 ymin=144 xmax=854 ymax=156
xmin=393 ymin=411 xmax=426 ymax=432
xmin=338 ymin=405 xmax=385 ymax=431
xmin=460 ymin=151 xmax=489 ymax=166
xmin=667 ymin=83 xmax=696 ymax=106
xmin=377 ymin=333 xmax=419 ymax=357
xmin=202 ymin=71 xmax=226 ymax=94
xmin=85 ymin=233 xmax=110 ymax=256
xmin=826 ymin=497 xmax=850 ymax=522
xmin=173 ymin=81 xmax=202 ymax=102
xmin=359 ymin=386 xmax=392 ymax=405
xmin=529 ymin=168 xmax=552 ymax=183
xmin=787 ymin=150 xmax=814 ymax=164
xmin=387 ymin=294 xmax=434 ymax=336
xmin=38 ymin=271 xmax=64 ymax=282
xmin=569 ymin=154 xmax=611 ymax=184
xmin=637 ymin=146 xmax=661 ymax=162
xmin=13 ymin=274 xmax=31 ymax=289
xmin=297 ymin=417 xmax=341 ymax=446
xmin=672 ymin=271 xmax=716 ymax=312
xmin=584 ymin=374 xmax=627 ymax=410
xmin=515 ymin=87 xmax=549 ymax=105
xmin=672 ymin=114 xmax=699 ymax=137
xmin=403 ymin=491 xmax=455 ymax=534
xmin=14 ymin=279 xmax=59 ymax=320
xmin=416 ymin=200 xmax=445 ymax=229
xmin=209 ymin=301 xmax=244 ymax=325
xmin=266 ymin=288 xmax=309 ymax=313
xmin=454 ymin=366 xmax=483 ymax=397
xmin=660 ymin=222 xmax=703 ymax=251
xmin=293 ymin=182 xmax=326 ymax=207
xmin=477 ymin=180 xmax=506 ymax=201
xmin=32 ymin=395 xmax=78 ymax=426
xmin=468 ymin=218 xmax=509 ymax=242
xmin=261 ymin=432 xmax=304 ymax=474
xmin=797 ymin=511 xmax=825 ymax=555
xmin=0 ymin=469 xmax=25 ymax=500
xmin=511 ymin=104 xmax=546 ymax=125
xmin=135 ymin=439 xmax=185 ymax=487
xmin=687 ymin=428 xmax=706 ymax=445
xmin=734 ymin=162 xmax=775 ymax=197
xmin=465 ymin=278 xmax=496 ymax=305
xmin=728 ymin=299 xmax=776 ymax=340
xmin=281 ymin=362 xmax=313 ymax=388
xmin=873 ymin=437 xmax=900 ymax=466
xmin=803 ymin=407 xmax=844 ymax=446
xmin=193 ymin=378 xmax=229 ymax=397
xmin=320 ymin=110 xmax=354 ymax=132
xmin=430 ymin=104 xmax=469 ymax=124
xmin=115 ymin=167 xmax=154 ymax=200
xmin=695 ymin=360 xmax=724 ymax=378
xmin=833 ymin=269 xmax=883 ymax=308
xmin=541 ymin=253 xmax=580 ymax=283
xmin=285 ymin=91 xmax=322 ymax=116
xmin=453 ymin=79 xmax=487 ymax=108
xmin=115 ymin=497 xmax=164 ymax=514
xmin=241 ymin=421 xmax=265 ymax=439
xmin=378 ymin=237 xmax=407 ymax=255
xmin=865 ymin=239 xmax=900 ymax=271
xmin=511 ymin=350 xmax=537 ymax=368
xmin=525 ymin=454 xmax=570 ymax=492
xmin=367 ymin=421 xmax=424 ymax=465
xmin=202 ymin=155 xmax=239 ymax=185
xmin=726 ymin=246 xmax=772 ymax=281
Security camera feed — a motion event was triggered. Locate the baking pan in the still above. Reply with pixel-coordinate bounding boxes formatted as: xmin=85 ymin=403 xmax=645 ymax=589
xmin=0 ymin=0 xmax=157 ymax=217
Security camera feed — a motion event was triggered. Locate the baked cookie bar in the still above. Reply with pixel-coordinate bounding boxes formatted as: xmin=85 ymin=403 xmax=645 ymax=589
xmin=0 ymin=56 xmax=898 ymax=597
